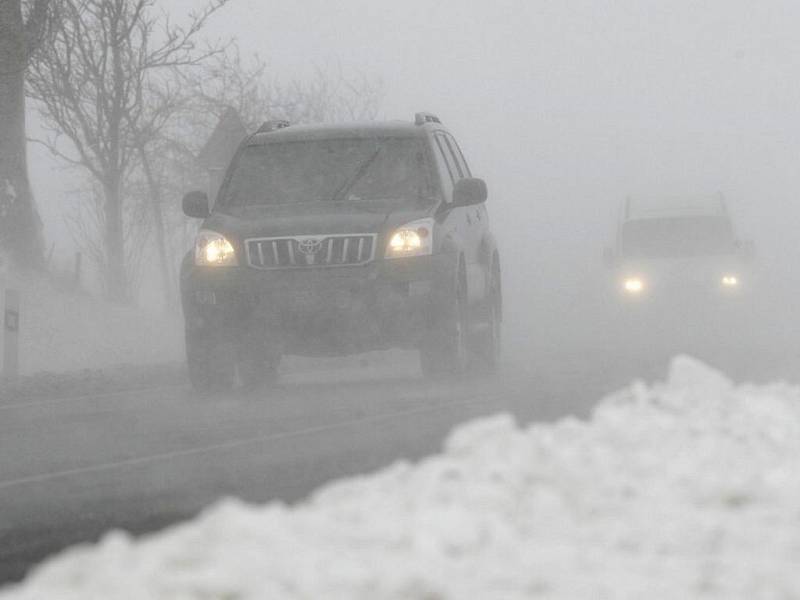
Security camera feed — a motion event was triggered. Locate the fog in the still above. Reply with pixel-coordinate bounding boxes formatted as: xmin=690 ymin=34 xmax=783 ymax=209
xmin=179 ymin=0 xmax=800 ymax=374
xmin=211 ymin=2 xmax=800 ymax=224
xmin=4 ymin=0 xmax=800 ymax=589
xmin=29 ymin=1 xmax=800 ymax=354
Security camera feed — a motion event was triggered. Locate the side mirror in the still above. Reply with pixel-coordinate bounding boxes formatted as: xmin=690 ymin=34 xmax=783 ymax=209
xmin=182 ymin=190 xmax=210 ymax=219
xmin=453 ymin=177 xmax=488 ymax=207
xmin=737 ymin=239 xmax=756 ymax=261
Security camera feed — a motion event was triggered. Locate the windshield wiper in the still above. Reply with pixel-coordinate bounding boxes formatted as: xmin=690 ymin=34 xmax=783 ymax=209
xmin=328 ymin=147 xmax=382 ymax=203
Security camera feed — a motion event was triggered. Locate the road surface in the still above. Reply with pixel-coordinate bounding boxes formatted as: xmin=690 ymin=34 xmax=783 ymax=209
xmin=0 ymin=293 xmax=794 ymax=585
xmin=0 ymin=344 xmax=634 ymax=585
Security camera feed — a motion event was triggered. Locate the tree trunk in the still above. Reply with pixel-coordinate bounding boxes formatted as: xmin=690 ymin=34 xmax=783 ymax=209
xmin=102 ymin=9 xmax=129 ymax=303
xmin=138 ymin=145 xmax=176 ymax=311
xmin=0 ymin=1 xmax=44 ymax=270
xmin=103 ymin=178 xmax=128 ymax=302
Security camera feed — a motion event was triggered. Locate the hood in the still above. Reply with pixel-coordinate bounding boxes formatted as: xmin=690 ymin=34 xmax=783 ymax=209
xmin=202 ymin=200 xmax=435 ymax=241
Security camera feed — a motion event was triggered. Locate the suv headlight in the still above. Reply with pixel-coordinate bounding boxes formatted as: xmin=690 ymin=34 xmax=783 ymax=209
xmin=195 ymin=230 xmax=238 ymax=266
xmin=385 ymin=218 xmax=434 ymax=259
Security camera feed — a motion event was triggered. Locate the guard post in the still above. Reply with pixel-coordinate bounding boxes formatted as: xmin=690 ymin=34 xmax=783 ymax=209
xmin=3 ymin=289 xmax=19 ymax=382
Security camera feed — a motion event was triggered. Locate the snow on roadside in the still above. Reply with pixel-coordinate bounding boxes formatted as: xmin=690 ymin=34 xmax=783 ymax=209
xmin=4 ymin=356 xmax=800 ymax=599
xmin=0 ymin=272 xmax=182 ymax=375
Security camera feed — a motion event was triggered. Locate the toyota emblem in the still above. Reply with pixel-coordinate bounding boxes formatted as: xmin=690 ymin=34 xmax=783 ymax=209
xmin=296 ymin=237 xmax=324 ymax=265
xmin=297 ymin=238 xmax=323 ymax=255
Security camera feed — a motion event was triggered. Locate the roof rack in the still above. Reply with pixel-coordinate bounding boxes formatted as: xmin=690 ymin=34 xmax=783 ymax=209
xmin=256 ymin=119 xmax=291 ymax=133
xmin=414 ymin=112 xmax=441 ymax=126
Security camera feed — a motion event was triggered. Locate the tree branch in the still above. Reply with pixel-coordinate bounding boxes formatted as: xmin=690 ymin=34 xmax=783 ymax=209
xmin=24 ymin=0 xmax=51 ymax=58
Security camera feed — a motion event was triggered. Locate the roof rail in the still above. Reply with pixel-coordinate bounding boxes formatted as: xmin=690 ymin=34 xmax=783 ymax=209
xmin=256 ymin=119 xmax=290 ymax=133
xmin=414 ymin=112 xmax=441 ymax=126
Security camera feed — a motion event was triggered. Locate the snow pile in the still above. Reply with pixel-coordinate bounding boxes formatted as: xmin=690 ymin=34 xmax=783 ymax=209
xmin=4 ymin=357 xmax=800 ymax=599
xmin=0 ymin=272 xmax=182 ymax=375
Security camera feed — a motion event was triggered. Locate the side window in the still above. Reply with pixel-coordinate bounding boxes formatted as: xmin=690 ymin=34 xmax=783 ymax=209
xmin=445 ymin=134 xmax=472 ymax=178
xmin=435 ymin=134 xmax=460 ymax=181
xmin=432 ymin=136 xmax=455 ymax=202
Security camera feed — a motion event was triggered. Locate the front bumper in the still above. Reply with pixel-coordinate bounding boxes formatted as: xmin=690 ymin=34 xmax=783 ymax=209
xmin=617 ymin=281 xmax=750 ymax=303
xmin=181 ymin=254 xmax=455 ymax=356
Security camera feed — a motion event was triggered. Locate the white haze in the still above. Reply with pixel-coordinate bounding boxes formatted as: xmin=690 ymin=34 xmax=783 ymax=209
xmin=6 ymin=1 xmax=800 ymax=589
xmin=26 ymin=0 xmax=800 ymax=366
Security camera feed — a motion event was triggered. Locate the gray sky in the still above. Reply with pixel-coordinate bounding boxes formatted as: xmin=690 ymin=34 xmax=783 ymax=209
xmin=184 ymin=0 xmax=800 ymax=281
xmin=30 ymin=0 xmax=800 ymax=293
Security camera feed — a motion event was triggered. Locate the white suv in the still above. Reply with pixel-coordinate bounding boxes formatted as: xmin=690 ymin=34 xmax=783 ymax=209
xmin=604 ymin=195 xmax=755 ymax=301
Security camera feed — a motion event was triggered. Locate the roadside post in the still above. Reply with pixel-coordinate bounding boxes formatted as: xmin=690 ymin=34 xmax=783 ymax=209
xmin=3 ymin=289 xmax=19 ymax=382
xmin=74 ymin=252 xmax=82 ymax=288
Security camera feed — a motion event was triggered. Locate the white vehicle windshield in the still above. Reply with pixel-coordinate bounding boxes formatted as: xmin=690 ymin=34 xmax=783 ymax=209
xmin=622 ymin=216 xmax=736 ymax=258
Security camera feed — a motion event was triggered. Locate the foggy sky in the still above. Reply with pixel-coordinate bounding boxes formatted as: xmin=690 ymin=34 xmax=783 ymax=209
xmin=29 ymin=1 xmax=800 ymax=301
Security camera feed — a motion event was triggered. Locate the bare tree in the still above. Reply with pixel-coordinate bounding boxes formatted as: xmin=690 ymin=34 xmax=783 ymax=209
xmin=27 ymin=0 xmax=228 ymax=301
xmin=184 ymin=50 xmax=384 ymax=132
xmin=129 ymin=74 xmax=192 ymax=310
xmin=0 ymin=0 xmax=50 ymax=269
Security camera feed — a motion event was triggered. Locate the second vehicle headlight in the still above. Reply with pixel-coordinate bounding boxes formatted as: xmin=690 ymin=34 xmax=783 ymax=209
xmin=623 ymin=277 xmax=645 ymax=294
xmin=195 ymin=230 xmax=237 ymax=266
xmin=721 ymin=275 xmax=739 ymax=287
xmin=385 ymin=218 xmax=434 ymax=259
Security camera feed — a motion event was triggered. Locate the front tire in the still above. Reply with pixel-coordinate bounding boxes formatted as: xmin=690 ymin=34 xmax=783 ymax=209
xmin=186 ymin=326 xmax=235 ymax=394
xmin=236 ymin=324 xmax=281 ymax=392
xmin=419 ymin=275 xmax=468 ymax=378
xmin=186 ymin=323 xmax=281 ymax=394
xmin=473 ymin=268 xmax=502 ymax=373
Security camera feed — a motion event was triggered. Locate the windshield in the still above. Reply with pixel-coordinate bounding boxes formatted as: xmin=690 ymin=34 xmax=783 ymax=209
xmin=622 ymin=216 xmax=736 ymax=258
xmin=220 ymin=137 xmax=435 ymax=208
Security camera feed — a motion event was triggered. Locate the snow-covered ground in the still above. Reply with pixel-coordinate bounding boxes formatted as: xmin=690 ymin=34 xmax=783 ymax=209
xmin=4 ymin=356 xmax=800 ymax=599
xmin=0 ymin=272 xmax=182 ymax=375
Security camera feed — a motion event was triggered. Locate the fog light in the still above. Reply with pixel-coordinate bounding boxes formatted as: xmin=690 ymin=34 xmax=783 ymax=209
xmin=721 ymin=275 xmax=739 ymax=287
xmin=623 ymin=278 xmax=644 ymax=294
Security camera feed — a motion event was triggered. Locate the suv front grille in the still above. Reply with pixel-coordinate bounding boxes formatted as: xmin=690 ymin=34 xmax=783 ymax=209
xmin=246 ymin=234 xmax=377 ymax=269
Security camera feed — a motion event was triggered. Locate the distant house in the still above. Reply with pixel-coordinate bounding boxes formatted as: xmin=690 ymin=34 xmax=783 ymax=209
xmin=197 ymin=108 xmax=247 ymax=202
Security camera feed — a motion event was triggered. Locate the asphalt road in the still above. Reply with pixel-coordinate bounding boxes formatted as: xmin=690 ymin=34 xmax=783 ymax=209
xmin=0 ymin=289 xmax=795 ymax=586
xmin=0 ymin=347 xmax=627 ymax=585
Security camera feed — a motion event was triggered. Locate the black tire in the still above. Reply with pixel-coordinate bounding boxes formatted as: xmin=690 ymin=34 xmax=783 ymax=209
xmin=473 ymin=267 xmax=502 ymax=373
xmin=420 ymin=275 xmax=468 ymax=378
xmin=186 ymin=326 xmax=235 ymax=394
xmin=186 ymin=324 xmax=281 ymax=394
xmin=236 ymin=326 xmax=281 ymax=392
xmin=236 ymin=359 xmax=280 ymax=392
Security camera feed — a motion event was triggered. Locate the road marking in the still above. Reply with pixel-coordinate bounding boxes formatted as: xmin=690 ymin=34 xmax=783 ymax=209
xmin=0 ymin=394 xmax=506 ymax=491
xmin=0 ymin=384 xmax=186 ymax=412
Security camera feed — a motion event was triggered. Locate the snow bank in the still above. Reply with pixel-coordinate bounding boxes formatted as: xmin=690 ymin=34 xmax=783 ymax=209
xmin=4 ymin=357 xmax=800 ymax=599
xmin=0 ymin=272 xmax=182 ymax=375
